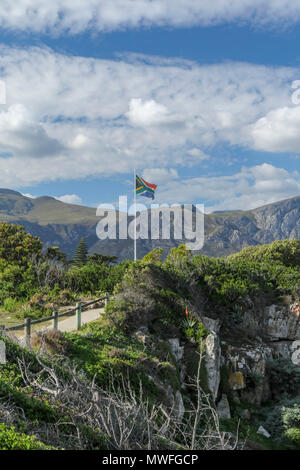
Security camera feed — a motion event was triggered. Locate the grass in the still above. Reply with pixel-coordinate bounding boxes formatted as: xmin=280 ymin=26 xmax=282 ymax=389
xmin=64 ymin=317 xmax=181 ymax=401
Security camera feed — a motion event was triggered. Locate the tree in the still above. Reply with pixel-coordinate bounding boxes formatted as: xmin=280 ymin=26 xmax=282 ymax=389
xmin=44 ymin=246 xmax=67 ymax=264
xmin=73 ymin=237 xmax=89 ymax=267
xmin=88 ymin=253 xmax=117 ymax=265
xmin=0 ymin=222 xmax=42 ymax=266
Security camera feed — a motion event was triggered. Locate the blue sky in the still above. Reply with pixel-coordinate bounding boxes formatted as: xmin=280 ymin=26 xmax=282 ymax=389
xmin=1 ymin=1 xmax=300 ymax=211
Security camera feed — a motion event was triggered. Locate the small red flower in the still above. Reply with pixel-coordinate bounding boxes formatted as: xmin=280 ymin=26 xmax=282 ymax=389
xmin=185 ymin=306 xmax=189 ymax=319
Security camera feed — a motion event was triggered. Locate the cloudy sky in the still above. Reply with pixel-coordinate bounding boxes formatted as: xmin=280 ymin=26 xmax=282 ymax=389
xmin=1 ymin=1 xmax=300 ymax=211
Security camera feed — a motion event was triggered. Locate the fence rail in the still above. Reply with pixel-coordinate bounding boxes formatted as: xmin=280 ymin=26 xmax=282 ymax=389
xmin=0 ymin=293 xmax=110 ymax=348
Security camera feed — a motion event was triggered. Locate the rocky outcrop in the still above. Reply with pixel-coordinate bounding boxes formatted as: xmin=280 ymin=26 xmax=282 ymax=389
xmin=264 ymin=304 xmax=300 ymax=341
xmin=223 ymin=342 xmax=272 ymax=405
xmin=218 ymin=300 xmax=300 ymax=406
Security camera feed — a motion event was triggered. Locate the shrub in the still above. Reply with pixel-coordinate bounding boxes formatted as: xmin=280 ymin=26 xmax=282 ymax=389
xmin=228 ymin=239 xmax=300 ymax=268
xmin=0 ymin=423 xmax=54 ymax=450
xmin=2 ymin=297 xmax=21 ymax=313
xmin=267 ymin=358 xmax=300 ymax=398
xmin=259 ymin=397 xmax=300 ymax=448
xmin=65 ymin=260 xmax=129 ymax=295
xmin=183 ymin=318 xmax=210 ymax=344
xmin=141 ymin=248 xmax=164 ymax=265
xmin=31 ymin=329 xmax=69 ymax=354
xmin=0 ymin=223 xmax=42 ymax=266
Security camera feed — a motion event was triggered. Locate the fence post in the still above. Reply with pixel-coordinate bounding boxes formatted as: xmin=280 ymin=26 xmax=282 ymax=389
xmin=53 ymin=311 xmax=58 ymax=330
xmin=105 ymin=293 xmax=110 ymax=307
xmin=24 ymin=318 xmax=31 ymax=349
xmin=0 ymin=325 xmax=5 ymax=337
xmin=76 ymin=302 xmax=82 ymax=330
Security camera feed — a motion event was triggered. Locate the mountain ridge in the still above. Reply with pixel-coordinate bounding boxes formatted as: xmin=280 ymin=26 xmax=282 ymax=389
xmin=0 ymin=188 xmax=300 ymax=259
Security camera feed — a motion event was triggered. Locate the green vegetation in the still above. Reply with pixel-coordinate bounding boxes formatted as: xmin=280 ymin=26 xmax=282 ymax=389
xmin=73 ymin=237 xmax=89 ymax=267
xmin=0 ymin=226 xmax=299 ymax=450
xmin=267 ymin=358 xmax=300 ymax=397
xmin=101 ymin=242 xmax=300 ymax=450
xmin=0 ymin=424 xmax=54 ymax=450
xmin=0 ymin=223 xmax=130 ymax=322
xmin=0 ymin=337 xmax=109 ymax=450
xmin=257 ymin=397 xmax=300 ymax=449
xmin=65 ymin=321 xmax=180 ymax=400
xmin=192 ymin=250 xmax=300 ymax=306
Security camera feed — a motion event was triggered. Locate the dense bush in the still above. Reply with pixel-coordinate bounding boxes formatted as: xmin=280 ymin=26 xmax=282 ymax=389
xmin=65 ymin=260 xmax=130 ymax=295
xmin=104 ymin=240 xmax=300 ymax=334
xmin=259 ymin=397 xmax=300 ymax=448
xmin=0 ymin=223 xmax=42 ymax=266
xmin=191 ymin=243 xmax=300 ymax=305
xmin=228 ymin=239 xmax=300 ymax=268
xmin=0 ymin=423 xmax=54 ymax=450
xmin=282 ymin=404 xmax=300 ymax=444
xmin=104 ymin=258 xmax=189 ymax=333
xmin=267 ymin=358 xmax=300 ymax=398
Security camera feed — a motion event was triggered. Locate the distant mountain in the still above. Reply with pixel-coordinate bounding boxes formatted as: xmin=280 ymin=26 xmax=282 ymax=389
xmin=0 ymin=189 xmax=100 ymax=257
xmin=0 ymin=188 xmax=300 ymax=259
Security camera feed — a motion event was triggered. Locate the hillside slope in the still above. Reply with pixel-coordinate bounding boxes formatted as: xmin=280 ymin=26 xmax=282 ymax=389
xmin=1 ymin=241 xmax=299 ymax=450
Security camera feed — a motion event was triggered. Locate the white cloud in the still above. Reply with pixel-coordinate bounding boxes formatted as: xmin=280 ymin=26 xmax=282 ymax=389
xmin=22 ymin=192 xmax=37 ymax=199
xmin=0 ymin=104 xmax=63 ymax=158
xmin=55 ymin=194 xmax=83 ymax=205
xmin=0 ymin=45 xmax=298 ymax=187
xmin=126 ymin=98 xmax=181 ymax=127
xmin=142 ymin=168 xmax=178 ymax=184
xmin=187 ymin=148 xmax=210 ymax=160
xmin=251 ymin=106 xmax=300 ymax=152
xmin=155 ymin=163 xmax=300 ymax=212
xmin=2 ymin=1 xmax=300 ymax=35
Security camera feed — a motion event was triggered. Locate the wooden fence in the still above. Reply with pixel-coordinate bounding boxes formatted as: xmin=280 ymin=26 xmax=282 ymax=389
xmin=0 ymin=293 xmax=110 ymax=348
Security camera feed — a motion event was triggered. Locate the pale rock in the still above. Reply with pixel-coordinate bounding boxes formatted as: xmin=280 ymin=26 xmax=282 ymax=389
xmin=217 ymin=394 xmax=231 ymax=419
xmin=257 ymin=426 xmax=271 ymax=438
xmin=201 ymin=315 xmax=220 ymax=334
xmin=174 ymin=390 xmax=185 ymax=422
xmin=167 ymin=338 xmax=184 ymax=362
xmin=205 ymin=333 xmax=221 ymax=401
xmin=265 ymin=304 xmax=300 ymax=341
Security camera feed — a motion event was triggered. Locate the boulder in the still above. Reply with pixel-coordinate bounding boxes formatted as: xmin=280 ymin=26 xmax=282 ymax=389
xmin=257 ymin=426 xmax=271 ymax=439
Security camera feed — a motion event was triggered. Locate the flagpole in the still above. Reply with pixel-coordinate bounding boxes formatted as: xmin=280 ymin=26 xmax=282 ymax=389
xmin=133 ymin=168 xmax=137 ymax=261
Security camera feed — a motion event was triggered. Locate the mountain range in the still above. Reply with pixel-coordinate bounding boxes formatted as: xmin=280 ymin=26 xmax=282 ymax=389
xmin=0 ymin=188 xmax=300 ymax=260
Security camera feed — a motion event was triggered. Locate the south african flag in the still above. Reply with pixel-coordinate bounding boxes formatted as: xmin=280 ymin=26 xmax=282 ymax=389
xmin=136 ymin=174 xmax=157 ymax=199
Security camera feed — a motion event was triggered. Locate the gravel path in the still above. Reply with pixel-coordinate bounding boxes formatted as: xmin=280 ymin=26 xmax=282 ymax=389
xmin=17 ymin=307 xmax=105 ymax=344
xmin=50 ymin=307 xmax=105 ymax=333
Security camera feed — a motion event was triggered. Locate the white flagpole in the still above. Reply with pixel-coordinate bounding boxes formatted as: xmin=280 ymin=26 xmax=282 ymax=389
xmin=134 ymin=168 xmax=137 ymax=261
